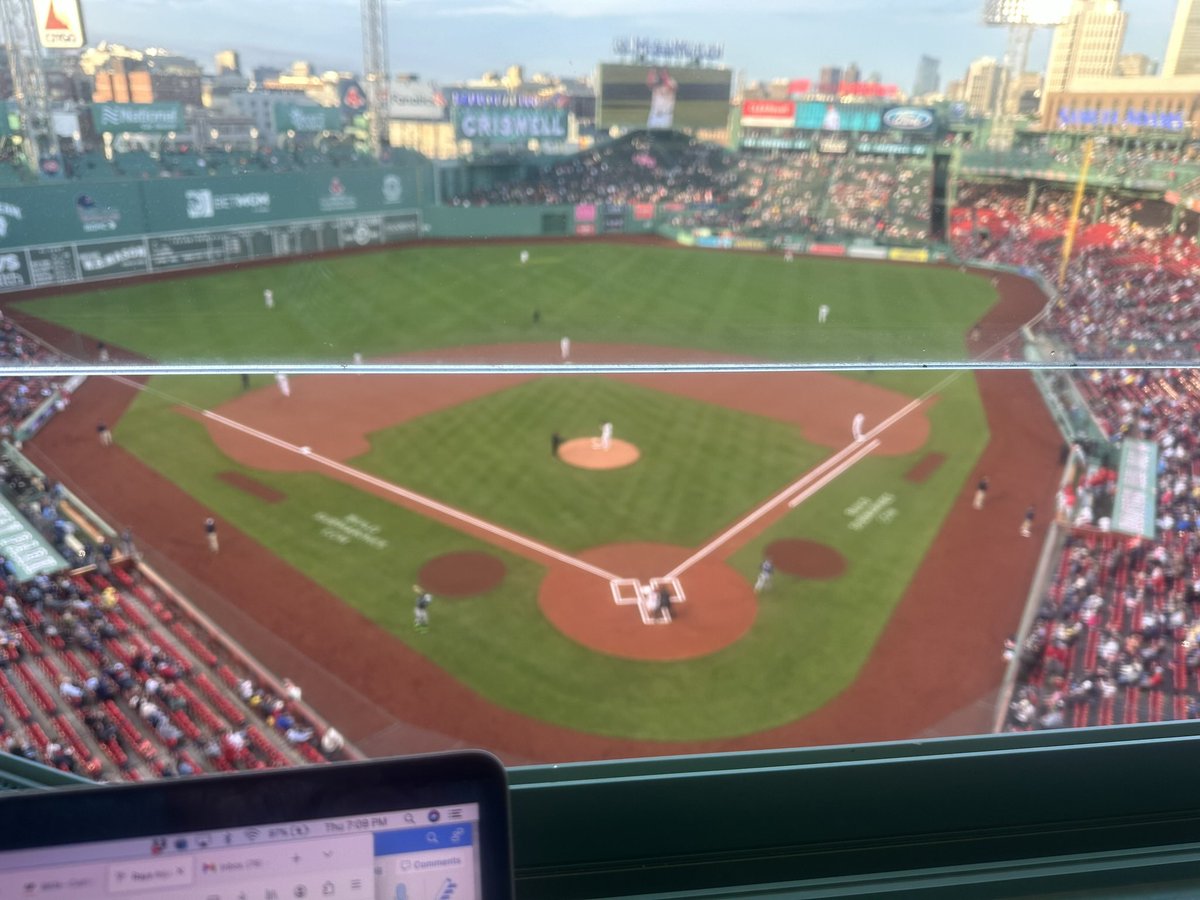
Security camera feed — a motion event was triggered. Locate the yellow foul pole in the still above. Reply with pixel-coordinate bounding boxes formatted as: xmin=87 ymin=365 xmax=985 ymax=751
xmin=1058 ymin=138 xmax=1094 ymax=289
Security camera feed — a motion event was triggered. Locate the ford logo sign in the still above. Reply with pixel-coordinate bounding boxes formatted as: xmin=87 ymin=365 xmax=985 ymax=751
xmin=883 ymin=108 xmax=935 ymax=131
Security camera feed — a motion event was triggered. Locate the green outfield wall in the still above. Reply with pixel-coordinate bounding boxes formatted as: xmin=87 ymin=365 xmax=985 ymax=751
xmin=0 ymin=167 xmax=665 ymax=292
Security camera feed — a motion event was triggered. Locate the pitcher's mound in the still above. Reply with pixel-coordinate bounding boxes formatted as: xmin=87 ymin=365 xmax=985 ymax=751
xmin=559 ymin=438 xmax=640 ymax=470
xmin=418 ymin=551 xmax=506 ymax=597
xmin=765 ymin=539 xmax=847 ymax=579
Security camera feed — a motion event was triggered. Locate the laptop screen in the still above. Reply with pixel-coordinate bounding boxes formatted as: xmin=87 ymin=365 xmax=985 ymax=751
xmin=0 ymin=753 xmax=511 ymax=900
xmin=0 ymin=801 xmax=482 ymax=899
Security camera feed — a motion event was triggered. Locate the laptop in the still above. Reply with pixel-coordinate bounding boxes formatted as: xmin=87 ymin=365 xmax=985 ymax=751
xmin=0 ymin=751 xmax=513 ymax=900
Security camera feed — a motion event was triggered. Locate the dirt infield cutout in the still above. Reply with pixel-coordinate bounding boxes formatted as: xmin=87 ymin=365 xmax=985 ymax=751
xmin=217 ymin=471 xmax=285 ymax=503
xmin=558 ymin=437 xmax=640 ymax=470
xmin=765 ymin=539 xmax=847 ymax=580
xmin=539 ymin=542 xmax=757 ymax=661
xmin=418 ymin=551 xmax=506 ymax=597
xmin=905 ymin=452 xmax=946 ymax=484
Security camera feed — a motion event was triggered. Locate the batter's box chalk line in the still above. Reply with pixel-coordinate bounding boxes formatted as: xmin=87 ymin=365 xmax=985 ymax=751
xmin=609 ymin=577 xmax=685 ymax=626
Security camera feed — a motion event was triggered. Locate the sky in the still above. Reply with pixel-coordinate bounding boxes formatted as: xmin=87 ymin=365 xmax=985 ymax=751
xmin=77 ymin=0 xmax=1181 ymax=89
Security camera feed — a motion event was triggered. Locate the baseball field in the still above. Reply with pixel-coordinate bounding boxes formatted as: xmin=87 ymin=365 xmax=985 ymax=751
xmin=12 ymin=241 xmax=1066 ymax=759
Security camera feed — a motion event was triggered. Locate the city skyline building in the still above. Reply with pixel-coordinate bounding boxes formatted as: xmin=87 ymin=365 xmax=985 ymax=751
xmin=913 ymin=54 xmax=940 ymax=95
xmin=1163 ymin=0 xmax=1200 ymax=74
xmin=1043 ymin=0 xmax=1128 ymax=105
xmin=964 ymin=55 xmax=1005 ymax=114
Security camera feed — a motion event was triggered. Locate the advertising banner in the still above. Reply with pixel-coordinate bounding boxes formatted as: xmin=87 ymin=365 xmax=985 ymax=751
xmin=27 ymin=246 xmax=76 ymax=285
xmin=272 ymin=103 xmax=342 ymax=134
xmin=0 ymin=493 xmax=66 ymax=581
xmin=575 ymin=223 xmax=596 ymax=236
xmin=148 ymin=234 xmax=214 ymax=270
xmin=34 ymin=0 xmax=85 ymax=49
xmin=887 ymin=247 xmax=930 ymax=263
xmin=603 ymin=204 xmax=625 ymax=233
xmin=740 ymin=99 xmax=795 ymax=129
xmin=574 ymin=204 xmax=596 ymax=223
xmin=848 ymin=246 xmax=889 ymax=260
xmin=632 ymin=203 xmax=656 ymax=221
xmin=597 ymin=64 xmax=732 ymax=129
xmin=76 ymin=238 xmax=149 ymax=279
xmin=0 ymin=251 xmax=30 ymax=289
xmin=0 ymin=183 xmax=146 ymax=248
xmin=91 ymin=102 xmax=183 ymax=133
xmin=809 ymin=243 xmax=847 ymax=257
xmin=1112 ymin=439 xmax=1158 ymax=539
xmin=795 ymin=102 xmax=883 ymax=133
xmin=452 ymin=105 xmax=567 ymax=142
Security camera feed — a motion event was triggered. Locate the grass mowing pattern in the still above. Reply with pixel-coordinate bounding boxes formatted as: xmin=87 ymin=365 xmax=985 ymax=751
xmin=17 ymin=244 xmax=995 ymax=364
xmin=351 ymin=377 xmax=826 ymax=552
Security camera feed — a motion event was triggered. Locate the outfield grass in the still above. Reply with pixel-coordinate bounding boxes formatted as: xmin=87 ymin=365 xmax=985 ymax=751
xmin=29 ymin=245 xmax=998 ymax=740
xmin=17 ymin=244 xmax=996 ymax=364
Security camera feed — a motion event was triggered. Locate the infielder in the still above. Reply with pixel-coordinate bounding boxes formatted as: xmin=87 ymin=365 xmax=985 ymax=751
xmin=600 ymin=421 xmax=613 ymax=451
xmin=204 ymin=517 xmax=219 ymax=553
xmin=520 ymin=250 xmax=530 ymax=264
xmin=754 ymin=558 xmax=774 ymax=593
xmin=413 ymin=585 xmax=433 ymax=631
xmin=560 ymin=336 xmax=571 ymax=362
xmin=818 ymin=304 xmax=830 ymax=324
xmin=275 ymin=372 xmax=291 ymax=398
xmin=851 ymin=413 xmax=866 ymax=443
xmin=264 ymin=288 xmax=274 ymax=309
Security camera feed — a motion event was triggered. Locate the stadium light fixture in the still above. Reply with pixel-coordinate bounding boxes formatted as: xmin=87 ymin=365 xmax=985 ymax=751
xmin=983 ymin=0 xmax=1071 ymax=26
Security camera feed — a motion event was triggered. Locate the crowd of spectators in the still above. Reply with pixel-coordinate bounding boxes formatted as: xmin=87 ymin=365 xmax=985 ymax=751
xmin=0 ymin=322 xmax=349 ymax=780
xmin=948 ymin=182 xmax=1200 ymax=732
xmin=451 ymin=132 xmax=740 ymax=208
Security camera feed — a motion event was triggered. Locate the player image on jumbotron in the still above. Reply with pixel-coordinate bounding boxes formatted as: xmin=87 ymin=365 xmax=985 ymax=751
xmin=646 ymin=67 xmax=678 ymax=129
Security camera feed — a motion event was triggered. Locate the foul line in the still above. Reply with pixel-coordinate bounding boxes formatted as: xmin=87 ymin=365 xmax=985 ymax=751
xmin=198 ymin=409 xmax=621 ymax=582
xmin=664 ymin=389 xmax=937 ymax=580
xmin=787 ymin=439 xmax=879 ymax=508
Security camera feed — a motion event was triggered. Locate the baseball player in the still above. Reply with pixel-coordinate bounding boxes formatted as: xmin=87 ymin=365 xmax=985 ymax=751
xmin=973 ymin=476 xmax=990 ymax=510
xmin=264 ymin=288 xmax=274 ymax=309
xmin=97 ymin=422 xmax=113 ymax=447
xmin=413 ymin=585 xmax=433 ymax=631
xmin=851 ymin=413 xmax=866 ymax=443
xmin=204 ymin=517 xmax=219 ymax=553
xmin=818 ymin=304 xmax=830 ymax=324
xmin=520 ymin=250 xmax=530 ymax=264
xmin=754 ymin=558 xmax=774 ymax=593
xmin=1020 ymin=505 xmax=1036 ymax=538
xmin=275 ymin=372 xmax=291 ymax=398
xmin=600 ymin=422 xmax=613 ymax=451
xmin=560 ymin=336 xmax=571 ymax=362
xmin=657 ymin=584 xmax=673 ymax=622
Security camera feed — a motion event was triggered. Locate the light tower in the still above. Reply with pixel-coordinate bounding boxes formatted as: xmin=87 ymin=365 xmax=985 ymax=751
xmin=0 ymin=0 xmax=55 ymax=172
xmin=983 ymin=0 xmax=1071 ymax=148
xmin=360 ymin=0 xmax=389 ymax=155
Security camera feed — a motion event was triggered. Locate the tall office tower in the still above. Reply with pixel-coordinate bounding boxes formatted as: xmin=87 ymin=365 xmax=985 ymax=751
xmin=843 ymin=62 xmax=861 ymax=85
xmin=1044 ymin=0 xmax=1128 ymax=98
xmin=965 ymin=56 xmax=1004 ymax=114
xmin=913 ymin=55 xmax=940 ymax=96
xmin=817 ymin=66 xmax=842 ymax=94
xmin=1164 ymin=0 xmax=1200 ymax=75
